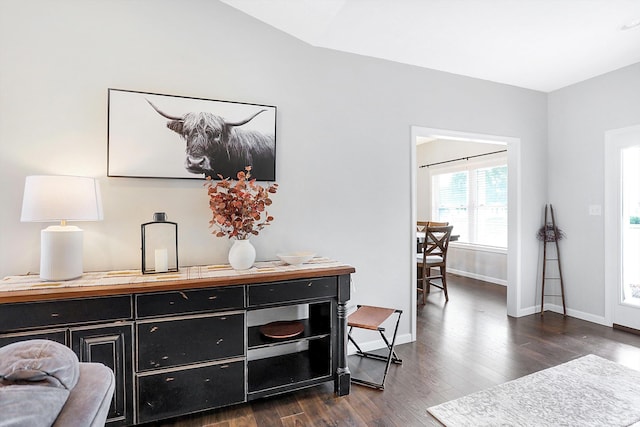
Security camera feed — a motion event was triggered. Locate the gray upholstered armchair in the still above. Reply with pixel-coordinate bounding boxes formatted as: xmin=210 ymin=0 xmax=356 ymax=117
xmin=0 ymin=339 xmax=115 ymax=427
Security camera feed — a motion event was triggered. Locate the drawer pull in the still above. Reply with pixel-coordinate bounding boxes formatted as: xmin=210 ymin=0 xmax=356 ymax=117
xmin=220 ymin=365 xmax=229 ymax=369
xmin=150 ymin=326 xmax=159 ymax=333
xmin=308 ymin=282 xmax=313 ymax=287
xmin=179 ymin=291 xmax=189 ymax=300
xmin=216 ymin=338 xmax=223 ymax=345
xmin=50 ymin=313 xmax=59 ymax=317
xmin=165 ymin=377 xmax=175 ymax=382
xmin=208 ymin=295 xmax=217 ymax=300
xmin=162 ymin=356 xmax=169 ymax=360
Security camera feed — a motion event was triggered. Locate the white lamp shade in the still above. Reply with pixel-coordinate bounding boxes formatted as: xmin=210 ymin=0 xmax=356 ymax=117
xmin=21 ymin=175 xmax=103 ymax=223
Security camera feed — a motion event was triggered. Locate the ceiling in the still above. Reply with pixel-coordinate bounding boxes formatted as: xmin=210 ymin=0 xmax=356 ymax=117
xmin=219 ymin=0 xmax=640 ymax=92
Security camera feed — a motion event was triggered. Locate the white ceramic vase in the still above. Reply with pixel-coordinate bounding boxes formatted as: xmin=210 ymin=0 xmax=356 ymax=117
xmin=228 ymin=239 xmax=256 ymax=270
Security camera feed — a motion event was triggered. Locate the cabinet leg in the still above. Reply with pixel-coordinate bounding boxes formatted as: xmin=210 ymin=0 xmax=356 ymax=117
xmin=336 ymin=293 xmax=351 ymax=396
xmin=335 ymin=367 xmax=351 ymax=396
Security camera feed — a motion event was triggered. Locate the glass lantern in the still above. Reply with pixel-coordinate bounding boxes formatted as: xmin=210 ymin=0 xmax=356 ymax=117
xmin=141 ymin=212 xmax=178 ymax=274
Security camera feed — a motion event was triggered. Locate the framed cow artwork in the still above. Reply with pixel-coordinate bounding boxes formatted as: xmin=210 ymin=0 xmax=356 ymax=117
xmin=107 ymin=88 xmax=277 ymax=181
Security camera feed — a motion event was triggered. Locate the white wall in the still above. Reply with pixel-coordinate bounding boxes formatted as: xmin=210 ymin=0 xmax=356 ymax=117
xmin=0 ymin=0 xmax=548 ymax=342
xmin=548 ymin=62 xmax=640 ymax=324
xmin=448 ymin=245 xmax=508 ymax=285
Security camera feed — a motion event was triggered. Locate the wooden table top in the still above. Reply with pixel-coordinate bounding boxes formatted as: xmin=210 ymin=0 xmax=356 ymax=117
xmin=0 ymin=258 xmax=355 ymax=304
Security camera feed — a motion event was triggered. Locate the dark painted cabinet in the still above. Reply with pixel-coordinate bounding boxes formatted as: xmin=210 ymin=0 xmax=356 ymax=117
xmin=0 ymin=267 xmax=353 ymax=426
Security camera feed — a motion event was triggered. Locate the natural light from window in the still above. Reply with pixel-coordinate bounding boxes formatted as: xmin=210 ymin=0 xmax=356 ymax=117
xmin=622 ymin=145 xmax=640 ymax=305
xmin=431 ymin=162 xmax=507 ymax=248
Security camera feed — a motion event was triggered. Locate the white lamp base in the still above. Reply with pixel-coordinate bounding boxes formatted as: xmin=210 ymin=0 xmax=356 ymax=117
xmin=40 ymin=225 xmax=84 ymax=281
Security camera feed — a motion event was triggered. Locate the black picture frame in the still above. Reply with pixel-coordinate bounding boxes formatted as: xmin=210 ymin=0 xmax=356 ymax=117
xmin=107 ymin=88 xmax=277 ymax=181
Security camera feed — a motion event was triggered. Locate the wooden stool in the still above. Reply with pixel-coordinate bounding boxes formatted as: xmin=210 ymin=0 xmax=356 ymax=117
xmin=347 ymin=305 xmax=402 ymax=390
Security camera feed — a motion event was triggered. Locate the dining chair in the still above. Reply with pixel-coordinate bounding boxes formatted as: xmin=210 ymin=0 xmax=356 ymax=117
xmin=415 ymin=221 xmax=448 ymax=265
xmin=417 ymin=225 xmax=454 ymax=303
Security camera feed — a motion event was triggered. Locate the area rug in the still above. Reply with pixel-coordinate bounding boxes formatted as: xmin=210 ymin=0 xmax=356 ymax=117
xmin=427 ymin=354 xmax=640 ymax=426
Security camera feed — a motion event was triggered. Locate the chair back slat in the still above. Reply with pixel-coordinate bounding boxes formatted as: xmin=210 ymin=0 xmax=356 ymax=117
xmin=422 ymin=225 xmax=453 ymax=263
xmin=427 ymin=221 xmax=449 ymax=227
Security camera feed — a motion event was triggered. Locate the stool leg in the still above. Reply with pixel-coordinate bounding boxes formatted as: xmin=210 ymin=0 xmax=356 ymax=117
xmin=348 ymin=326 xmax=366 ymax=356
xmin=378 ymin=311 xmax=402 ymax=389
xmin=379 ymin=330 xmax=402 ymax=365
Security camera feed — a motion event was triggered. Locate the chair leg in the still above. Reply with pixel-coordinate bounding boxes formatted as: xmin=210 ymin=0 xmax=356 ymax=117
xmin=423 ymin=266 xmax=430 ymax=304
xmin=425 ymin=267 xmax=431 ymax=294
xmin=418 ymin=267 xmax=423 ymax=298
xmin=441 ymin=266 xmax=449 ymax=301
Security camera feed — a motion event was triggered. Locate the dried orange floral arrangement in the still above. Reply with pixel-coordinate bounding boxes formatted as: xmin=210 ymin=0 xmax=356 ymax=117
xmin=205 ymin=166 xmax=278 ymax=240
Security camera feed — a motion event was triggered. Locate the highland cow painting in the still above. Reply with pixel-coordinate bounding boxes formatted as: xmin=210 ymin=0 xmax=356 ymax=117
xmin=107 ymin=89 xmax=276 ymax=181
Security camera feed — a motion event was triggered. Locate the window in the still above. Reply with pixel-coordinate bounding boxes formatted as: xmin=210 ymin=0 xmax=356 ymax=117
xmin=431 ymin=158 xmax=507 ymax=247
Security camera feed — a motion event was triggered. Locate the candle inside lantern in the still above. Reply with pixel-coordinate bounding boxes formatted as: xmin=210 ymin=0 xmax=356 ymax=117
xmin=155 ymin=248 xmax=168 ymax=273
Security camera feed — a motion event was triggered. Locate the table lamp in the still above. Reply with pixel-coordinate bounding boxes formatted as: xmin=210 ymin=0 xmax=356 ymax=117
xmin=21 ymin=175 xmax=103 ymax=281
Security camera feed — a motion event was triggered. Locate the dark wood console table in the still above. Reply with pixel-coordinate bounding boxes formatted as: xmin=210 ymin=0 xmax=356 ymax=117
xmin=0 ymin=260 xmax=355 ymax=426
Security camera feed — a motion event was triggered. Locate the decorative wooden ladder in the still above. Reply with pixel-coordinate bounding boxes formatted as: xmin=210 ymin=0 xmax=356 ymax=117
xmin=540 ymin=204 xmax=566 ymax=316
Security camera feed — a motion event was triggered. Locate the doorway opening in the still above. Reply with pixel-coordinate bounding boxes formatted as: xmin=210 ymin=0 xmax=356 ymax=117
xmin=410 ymin=126 xmax=521 ymax=340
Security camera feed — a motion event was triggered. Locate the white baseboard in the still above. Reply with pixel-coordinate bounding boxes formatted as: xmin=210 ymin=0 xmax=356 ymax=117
xmin=514 ymin=305 xmax=540 ymax=317
xmin=540 ymin=303 xmax=608 ymax=326
xmin=448 ymin=268 xmax=507 ymax=286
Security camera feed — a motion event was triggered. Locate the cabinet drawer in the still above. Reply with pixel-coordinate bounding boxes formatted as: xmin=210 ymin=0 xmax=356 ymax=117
xmin=0 ymin=329 xmax=67 ymax=348
xmin=137 ymin=313 xmax=244 ymax=371
xmin=0 ymin=296 xmax=132 ymax=332
xmin=136 ymin=360 xmax=245 ymax=424
xmin=136 ymin=286 xmax=244 ymax=318
xmin=248 ymin=277 xmax=337 ymax=307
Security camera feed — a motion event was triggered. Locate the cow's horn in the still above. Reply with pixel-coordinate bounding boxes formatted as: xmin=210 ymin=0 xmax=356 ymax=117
xmin=146 ymin=99 xmax=183 ymax=121
xmin=226 ymin=109 xmax=267 ymax=127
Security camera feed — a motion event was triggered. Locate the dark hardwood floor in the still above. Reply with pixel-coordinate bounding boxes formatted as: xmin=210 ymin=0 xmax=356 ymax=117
xmin=146 ymin=275 xmax=640 ymax=426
